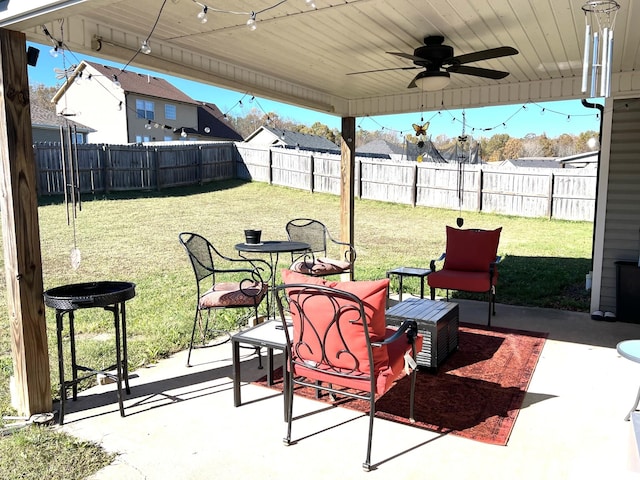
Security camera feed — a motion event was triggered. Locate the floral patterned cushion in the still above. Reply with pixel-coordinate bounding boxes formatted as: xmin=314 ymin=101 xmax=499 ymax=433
xmin=199 ymin=281 xmax=267 ymax=308
xmin=290 ymin=256 xmax=350 ymax=276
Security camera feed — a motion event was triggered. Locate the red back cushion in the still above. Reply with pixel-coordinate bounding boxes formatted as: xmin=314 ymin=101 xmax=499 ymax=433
xmin=443 ymin=226 xmax=502 ymax=272
xmin=281 ymin=269 xmax=389 ymax=373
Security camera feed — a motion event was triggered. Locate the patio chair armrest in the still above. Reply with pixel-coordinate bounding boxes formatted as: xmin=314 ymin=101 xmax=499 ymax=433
xmin=488 ymin=256 xmax=502 ymax=277
xmin=372 ymin=320 xmax=418 ymax=347
xmin=429 ymin=253 xmax=446 ymax=271
xmin=326 ymin=231 xmax=357 ymax=264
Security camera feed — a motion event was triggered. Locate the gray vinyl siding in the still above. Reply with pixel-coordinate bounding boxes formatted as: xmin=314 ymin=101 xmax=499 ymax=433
xmin=598 ymin=98 xmax=640 ymax=313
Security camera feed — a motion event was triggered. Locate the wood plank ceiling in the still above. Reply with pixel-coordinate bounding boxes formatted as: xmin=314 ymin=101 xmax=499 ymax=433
xmin=1 ymin=0 xmax=639 ymax=118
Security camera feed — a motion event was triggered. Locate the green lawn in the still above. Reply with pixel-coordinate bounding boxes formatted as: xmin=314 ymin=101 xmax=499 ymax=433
xmin=0 ymin=179 xmax=592 ymax=478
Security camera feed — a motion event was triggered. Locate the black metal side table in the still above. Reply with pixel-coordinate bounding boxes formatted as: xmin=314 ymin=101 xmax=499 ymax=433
xmin=44 ymin=281 xmax=136 ymax=425
xmin=386 ymin=266 xmax=432 ymax=301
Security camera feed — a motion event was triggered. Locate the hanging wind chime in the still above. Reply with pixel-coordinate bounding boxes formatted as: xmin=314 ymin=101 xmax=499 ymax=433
xmin=455 ymin=112 xmax=469 ymax=227
xmin=59 ymin=122 xmax=82 ymax=269
xmin=581 ymin=0 xmax=620 ymax=98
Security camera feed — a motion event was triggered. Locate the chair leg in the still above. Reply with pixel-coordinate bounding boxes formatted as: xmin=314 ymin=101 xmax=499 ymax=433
xmin=186 ymin=309 xmax=200 ymax=367
xmin=430 ymin=287 xmax=436 ymax=300
xmin=283 ymin=370 xmax=294 ymax=446
xmin=363 ymin=395 xmax=375 ymax=472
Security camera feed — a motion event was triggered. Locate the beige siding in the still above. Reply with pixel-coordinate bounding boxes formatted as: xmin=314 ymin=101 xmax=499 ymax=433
xmin=598 ymin=99 xmax=640 ymax=313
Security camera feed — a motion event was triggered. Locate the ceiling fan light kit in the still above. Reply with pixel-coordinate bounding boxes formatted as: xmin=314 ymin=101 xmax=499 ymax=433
xmin=414 ymin=70 xmax=451 ymax=91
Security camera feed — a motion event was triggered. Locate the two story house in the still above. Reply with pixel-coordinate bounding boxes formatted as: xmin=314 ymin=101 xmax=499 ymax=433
xmin=52 ymin=61 xmax=242 ymax=144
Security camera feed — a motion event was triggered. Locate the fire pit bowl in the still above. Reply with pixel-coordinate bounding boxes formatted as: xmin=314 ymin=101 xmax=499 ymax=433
xmin=44 ymin=281 xmax=136 ymax=310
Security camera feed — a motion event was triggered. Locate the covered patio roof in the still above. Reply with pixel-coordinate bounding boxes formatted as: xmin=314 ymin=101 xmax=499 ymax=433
xmin=1 ymin=0 xmax=638 ymax=418
xmin=2 ymin=0 xmax=640 ymax=116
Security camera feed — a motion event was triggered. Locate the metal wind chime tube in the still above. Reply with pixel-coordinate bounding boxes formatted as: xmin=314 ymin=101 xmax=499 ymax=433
xmin=581 ymin=0 xmax=620 ymax=98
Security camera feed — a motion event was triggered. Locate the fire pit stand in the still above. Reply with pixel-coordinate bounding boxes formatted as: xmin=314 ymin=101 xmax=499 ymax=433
xmin=44 ymin=281 xmax=136 ymax=425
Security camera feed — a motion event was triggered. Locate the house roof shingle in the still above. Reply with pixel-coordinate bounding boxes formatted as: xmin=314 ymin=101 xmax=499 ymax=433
xmin=85 ymin=61 xmax=198 ymax=105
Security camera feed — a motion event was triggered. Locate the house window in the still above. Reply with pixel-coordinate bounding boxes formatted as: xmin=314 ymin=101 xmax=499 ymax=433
xmin=165 ymin=104 xmax=176 ymax=120
xmin=164 ymin=136 xmax=173 ymax=141
xmin=136 ymin=99 xmax=155 ymax=120
xmin=74 ymin=133 xmax=84 ymax=144
xmin=135 ymin=135 xmax=150 ymax=143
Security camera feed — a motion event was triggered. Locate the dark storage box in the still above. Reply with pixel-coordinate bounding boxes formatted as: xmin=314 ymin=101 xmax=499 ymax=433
xmin=616 ymin=261 xmax=640 ymax=323
xmin=386 ymin=298 xmax=459 ymax=369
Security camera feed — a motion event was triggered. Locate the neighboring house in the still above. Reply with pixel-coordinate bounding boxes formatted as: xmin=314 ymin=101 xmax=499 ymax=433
xmin=244 ymin=125 xmax=339 ymax=153
xmin=30 ymin=104 xmax=92 ymax=144
xmin=357 ymin=139 xmax=405 ymax=161
xmin=498 ymin=158 xmax=564 ymax=169
xmin=557 ymin=151 xmax=598 ymax=169
xmin=51 ymin=61 xmax=241 ymax=144
xmin=195 ymin=102 xmax=243 ymax=141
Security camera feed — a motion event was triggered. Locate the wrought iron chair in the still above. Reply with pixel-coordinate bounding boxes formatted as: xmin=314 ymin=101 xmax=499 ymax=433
xmin=427 ymin=226 xmax=502 ymax=326
xmin=285 ymin=218 xmax=356 ymax=279
xmin=275 ymin=272 xmax=422 ymax=471
xmin=179 ymin=232 xmax=271 ymax=367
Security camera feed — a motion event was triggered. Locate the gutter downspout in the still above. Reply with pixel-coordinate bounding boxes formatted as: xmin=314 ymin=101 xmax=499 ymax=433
xmin=581 ymin=98 xmax=604 ymax=269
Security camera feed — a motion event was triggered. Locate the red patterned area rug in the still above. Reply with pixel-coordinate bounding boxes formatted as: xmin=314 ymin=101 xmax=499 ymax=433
xmin=254 ymin=323 xmax=547 ymax=446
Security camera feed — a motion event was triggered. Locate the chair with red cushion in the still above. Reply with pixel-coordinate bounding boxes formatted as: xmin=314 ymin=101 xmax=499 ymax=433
xmin=285 ymin=218 xmax=356 ymax=279
xmin=275 ymin=270 xmax=422 ymax=472
xmin=179 ymin=232 xmax=271 ymax=367
xmin=427 ymin=226 xmax=502 ymax=326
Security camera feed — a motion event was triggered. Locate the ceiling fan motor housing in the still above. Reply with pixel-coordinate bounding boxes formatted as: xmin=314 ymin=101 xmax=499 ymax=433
xmin=413 ymin=44 xmax=454 ymax=69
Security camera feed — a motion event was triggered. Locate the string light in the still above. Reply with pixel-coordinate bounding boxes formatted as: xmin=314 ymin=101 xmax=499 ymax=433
xmin=247 ymin=11 xmax=257 ymax=30
xmin=112 ymin=75 xmax=121 ymax=87
xmin=140 ymin=40 xmax=152 ymax=55
xmin=197 ymin=5 xmax=208 ymax=23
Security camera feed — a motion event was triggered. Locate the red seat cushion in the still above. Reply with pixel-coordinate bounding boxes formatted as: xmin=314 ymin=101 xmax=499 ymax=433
xmin=443 ymin=226 xmax=501 ymax=272
xmin=199 ymin=281 xmax=267 ymax=308
xmin=289 ymin=257 xmax=350 ymax=276
xmin=281 ymin=270 xmax=402 ymax=394
xmin=427 ymin=269 xmax=497 ymax=293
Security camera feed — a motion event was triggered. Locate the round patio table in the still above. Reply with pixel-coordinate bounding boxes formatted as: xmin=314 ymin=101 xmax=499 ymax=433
xmin=44 ymin=281 xmax=136 ymax=425
xmin=235 ymin=240 xmax=310 ymax=318
xmin=617 ymin=339 xmax=640 ymax=421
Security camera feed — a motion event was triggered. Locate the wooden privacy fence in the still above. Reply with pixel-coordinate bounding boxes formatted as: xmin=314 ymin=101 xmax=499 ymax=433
xmin=34 ymin=142 xmax=596 ymax=221
xmin=34 ymin=142 xmax=237 ymax=194
xmin=236 ymin=145 xmax=597 ymax=221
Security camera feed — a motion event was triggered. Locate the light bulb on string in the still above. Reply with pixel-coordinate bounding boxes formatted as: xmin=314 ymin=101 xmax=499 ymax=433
xmin=140 ymin=40 xmax=151 ymax=55
xmin=49 ymin=45 xmax=59 ymax=58
xmin=566 ymin=115 xmax=571 ymax=123
xmin=247 ymin=12 xmax=257 ymax=30
xmin=540 ymin=108 xmax=546 ymax=116
xmin=305 ymin=0 xmax=317 ymax=8
xmin=181 ymin=128 xmax=187 ymax=138
xmin=145 ymin=121 xmax=152 ymax=130
xmin=112 ymin=75 xmax=121 ymax=88
xmin=197 ymin=6 xmax=208 ymax=23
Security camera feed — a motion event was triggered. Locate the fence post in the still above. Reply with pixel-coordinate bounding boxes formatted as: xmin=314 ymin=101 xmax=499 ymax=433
xmin=309 ymin=154 xmax=315 ymax=193
xmin=198 ymin=145 xmax=203 ymax=185
xmin=477 ymin=167 xmax=483 ymax=212
xmin=103 ymin=144 xmax=111 ymax=194
xmin=268 ymin=148 xmax=273 ymax=184
xmin=547 ymin=172 xmax=555 ymax=219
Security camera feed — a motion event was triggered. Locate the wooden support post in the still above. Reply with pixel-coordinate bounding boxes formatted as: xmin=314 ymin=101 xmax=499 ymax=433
xmin=340 ymin=117 xmax=355 ymax=281
xmin=0 ymin=28 xmax=52 ymax=416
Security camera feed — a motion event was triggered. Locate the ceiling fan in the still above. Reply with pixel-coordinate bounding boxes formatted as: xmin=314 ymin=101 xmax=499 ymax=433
xmin=348 ymin=36 xmax=518 ymax=90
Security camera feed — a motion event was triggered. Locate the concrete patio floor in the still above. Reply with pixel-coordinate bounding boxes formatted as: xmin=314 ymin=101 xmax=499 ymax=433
xmin=57 ymin=298 xmax=640 ymax=480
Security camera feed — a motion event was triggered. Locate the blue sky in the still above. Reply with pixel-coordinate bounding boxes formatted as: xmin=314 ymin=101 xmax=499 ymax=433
xmin=28 ymin=41 xmax=601 ymax=140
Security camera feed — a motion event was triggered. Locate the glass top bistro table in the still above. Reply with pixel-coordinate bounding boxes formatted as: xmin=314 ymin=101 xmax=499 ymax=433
xmin=617 ymin=340 xmax=640 ymax=421
xmin=235 ymin=240 xmax=310 ymax=318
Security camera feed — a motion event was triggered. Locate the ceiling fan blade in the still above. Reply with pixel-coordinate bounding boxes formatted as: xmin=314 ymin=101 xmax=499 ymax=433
xmin=447 ymin=64 xmax=510 ymax=79
xmin=387 ymin=51 xmax=434 ymax=64
xmin=347 ymin=66 xmax=419 ymax=75
xmin=407 ymin=75 xmax=418 ymax=88
xmin=447 ymin=46 xmax=518 ymax=66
